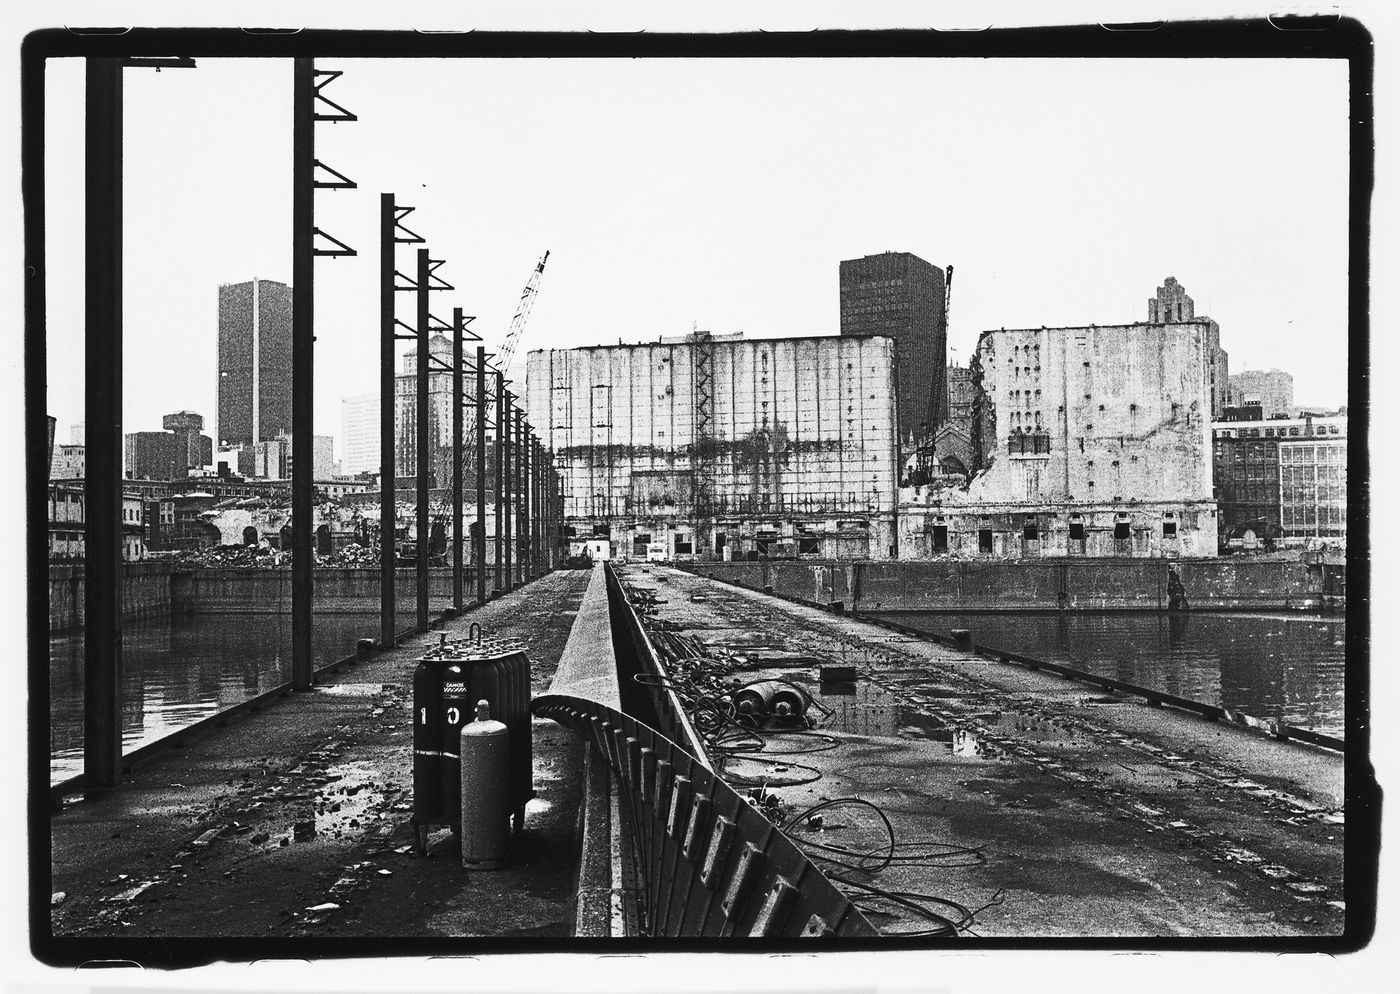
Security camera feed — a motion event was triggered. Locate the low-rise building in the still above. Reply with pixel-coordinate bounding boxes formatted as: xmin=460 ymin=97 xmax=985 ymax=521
xmin=1211 ymin=413 xmax=1345 ymax=548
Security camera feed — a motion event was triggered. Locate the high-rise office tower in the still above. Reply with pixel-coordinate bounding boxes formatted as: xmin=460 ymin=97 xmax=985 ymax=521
xmin=839 ymin=252 xmax=948 ymax=444
xmin=340 ymin=392 xmax=380 ymax=476
xmin=217 ymin=278 xmax=293 ymax=448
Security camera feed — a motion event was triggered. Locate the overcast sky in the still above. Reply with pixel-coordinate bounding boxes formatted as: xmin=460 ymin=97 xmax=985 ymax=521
xmin=43 ymin=55 xmax=1350 ymax=457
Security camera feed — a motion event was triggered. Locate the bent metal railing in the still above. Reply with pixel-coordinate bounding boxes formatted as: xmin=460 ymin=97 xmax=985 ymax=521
xmin=531 ymin=692 xmax=877 ymax=938
xmin=532 ymin=562 xmax=876 ymax=938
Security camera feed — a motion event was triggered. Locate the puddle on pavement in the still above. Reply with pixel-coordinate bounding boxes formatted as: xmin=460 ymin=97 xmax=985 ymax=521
xmin=315 ymin=683 xmax=392 ymax=698
xmin=268 ymin=760 xmax=390 ymax=847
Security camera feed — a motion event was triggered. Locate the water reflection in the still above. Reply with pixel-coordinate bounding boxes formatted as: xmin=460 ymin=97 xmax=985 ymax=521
xmin=873 ymin=611 xmax=1345 ymax=737
xmin=49 ymin=611 xmax=383 ymax=784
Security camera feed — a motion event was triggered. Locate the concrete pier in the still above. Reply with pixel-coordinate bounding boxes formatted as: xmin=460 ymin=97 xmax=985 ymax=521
xmin=48 ymin=570 xmax=590 ymax=944
xmin=626 ymin=565 xmax=1347 ymax=938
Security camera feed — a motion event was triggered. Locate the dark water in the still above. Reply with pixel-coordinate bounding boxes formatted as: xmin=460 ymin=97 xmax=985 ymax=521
xmin=49 ymin=612 xmax=386 ymax=785
xmin=868 ymin=611 xmax=1347 ymax=738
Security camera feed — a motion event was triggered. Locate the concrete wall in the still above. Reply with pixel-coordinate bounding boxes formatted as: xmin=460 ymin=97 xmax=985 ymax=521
xmin=528 ymin=334 xmax=899 ymax=544
xmin=48 ymin=565 xmax=499 ymax=631
xmin=49 ymin=562 xmax=176 ymax=632
xmin=171 ymin=568 xmax=495 ymax=614
xmin=680 ymin=558 xmax=1332 ymax=613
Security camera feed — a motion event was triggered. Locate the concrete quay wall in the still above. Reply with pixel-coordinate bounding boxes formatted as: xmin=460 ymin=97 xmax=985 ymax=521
xmin=171 ymin=568 xmax=499 ymax=614
xmin=49 ymin=562 xmax=176 ymax=632
xmin=48 ymin=565 xmax=503 ymax=631
xmin=679 ymin=558 xmax=1335 ymax=612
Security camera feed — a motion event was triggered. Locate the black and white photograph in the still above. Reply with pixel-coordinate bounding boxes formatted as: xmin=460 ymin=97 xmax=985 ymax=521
xmin=13 ymin=9 xmax=1384 ymax=988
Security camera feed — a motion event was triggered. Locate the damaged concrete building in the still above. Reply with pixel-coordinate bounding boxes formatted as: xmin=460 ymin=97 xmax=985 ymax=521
xmin=899 ymin=321 xmax=1219 ymax=558
xmin=527 ymin=331 xmax=900 ymax=561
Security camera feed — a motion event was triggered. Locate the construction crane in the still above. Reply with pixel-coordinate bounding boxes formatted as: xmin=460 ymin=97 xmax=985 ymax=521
xmin=498 ymin=249 xmax=551 ymax=380
xmin=437 ymin=249 xmax=551 ymax=517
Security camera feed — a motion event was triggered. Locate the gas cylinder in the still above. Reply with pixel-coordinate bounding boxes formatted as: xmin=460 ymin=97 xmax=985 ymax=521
xmin=440 ymin=657 xmax=472 ymax=825
xmin=732 ymin=680 xmax=778 ymax=719
xmin=412 ymin=657 xmax=446 ymax=822
xmin=459 ymin=700 xmax=510 ymax=869
xmin=770 ymin=682 xmax=811 ymax=721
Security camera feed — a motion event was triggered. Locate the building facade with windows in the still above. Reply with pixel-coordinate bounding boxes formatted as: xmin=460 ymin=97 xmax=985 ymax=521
xmin=528 ymin=331 xmax=900 ymax=561
xmin=839 ymin=252 xmax=948 ymax=447
xmin=899 ymin=321 xmax=1218 ymax=558
xmin=217 ymin=278 xmax=293 ymax=448
xmin=1228 ymin=368 xmax=1295 ymax=418
xmin=1212 ymin=413 xmax=1346 ymax=547
xmin=340 ymin=391 xmax=380 ymax=476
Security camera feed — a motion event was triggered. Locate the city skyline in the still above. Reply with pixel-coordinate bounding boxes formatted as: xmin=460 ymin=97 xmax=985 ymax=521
xmin=42 ymin=56 xmax=1350 ymax=460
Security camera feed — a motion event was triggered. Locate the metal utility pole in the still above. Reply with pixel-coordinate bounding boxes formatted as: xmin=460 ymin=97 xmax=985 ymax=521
xmin=493 ymin=370 xmax=504 ymax=598
xmin=476 ymin=345 xmax=488 ymax=606
xmin=415 ymin=249 xmax=431 ymax=631
xmin=380 ymin=195 xmax=424 ymax=648
xmin=519 ymin=411 xmax=530 ymax=582
xmin=83 ymin=55 xmax=194 ymax=788
xmin=379 ymin=195 xmax=397 ymax=648
xmin=83 ymin=57 xmax=123 ymax=789
xmin=502 ymin=390 xmax=514 ymax=591
xmin=293 ymin=59 xmax=356 ymax=690
xmin=452 ymin=307 xmax=464 ymax=612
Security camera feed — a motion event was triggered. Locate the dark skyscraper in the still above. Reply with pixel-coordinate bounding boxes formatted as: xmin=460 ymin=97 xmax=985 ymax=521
xmin=217 ymin=279 xmax=293 ymax=448
xmin=839 ymin=252 xmax=948 ymax=444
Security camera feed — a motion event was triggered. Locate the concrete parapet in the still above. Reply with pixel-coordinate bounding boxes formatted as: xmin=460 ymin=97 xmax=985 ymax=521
xmin=679 ymin=557 xmax=1334 ymax=613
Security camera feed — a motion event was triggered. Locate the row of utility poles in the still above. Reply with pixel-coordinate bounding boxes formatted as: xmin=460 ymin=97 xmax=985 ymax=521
xmin=376 ymin=195 xmax=563 ymax=654
xmin=75 ymin=56 xmax=563 ymax=790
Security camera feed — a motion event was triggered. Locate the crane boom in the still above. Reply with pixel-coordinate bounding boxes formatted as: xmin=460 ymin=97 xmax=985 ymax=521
xmin=498 ymin=249 xmax=550 ymax=377
xmin=455 ymin=250 xmax=550 ymax=488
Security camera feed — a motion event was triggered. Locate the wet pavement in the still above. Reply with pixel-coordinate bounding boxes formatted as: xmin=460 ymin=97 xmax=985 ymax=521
xmin=627 ymin=565 xmax=1347 ymax=938
xmin=49 ymin=570 xmax=592 ymax=943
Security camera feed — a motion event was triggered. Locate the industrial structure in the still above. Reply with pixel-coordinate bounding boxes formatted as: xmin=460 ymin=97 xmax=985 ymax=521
xmin=217 ymin=278 xmax=293 ymax=449
xmin=123 ymin=411 xmax=213 ymax=481
xmin=839 ymin=252 xmax=948 ymax=448
xmin=528 ymin=331 xmax=900 ymax=561
xmin=1148 ymin=276 xmax=1230 ymax=417
xmin=900 ymin=321 xmax=1219 ymax=558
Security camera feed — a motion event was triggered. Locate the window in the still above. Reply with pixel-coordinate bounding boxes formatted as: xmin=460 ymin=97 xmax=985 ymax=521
xmin=1069 ymin=520 xmax=1085 ymax=540
xmin=673 ymin=535 xmax=693 ymax=555
xmin=933 ymin=525 xmax=948 ymax=553
xmin=1023 ymin=522 xmax=1039 ymax=541
xmin=798 ymin=535 xmax=819 ymax=555
xmin=1114 ymin=519 xmax=1130 ymax=540
xmin=1163 ymin=520 xmax=1178 ymax=538
xmin=978 ymin=529 xmax=993 ymax=553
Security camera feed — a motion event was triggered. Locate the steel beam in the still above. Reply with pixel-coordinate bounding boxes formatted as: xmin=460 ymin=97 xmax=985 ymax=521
xmin=379 ymin=194 xmax=396 ymax=647
xmin=83 ymin=57 xmax=124 ymax=787
xmin=416 ymin=247 xmax=430 ymax=631
xmin=452 ymin=307 xmax=464 ymax=612
xmin=476 ymin=345 xmax=487 ymax=605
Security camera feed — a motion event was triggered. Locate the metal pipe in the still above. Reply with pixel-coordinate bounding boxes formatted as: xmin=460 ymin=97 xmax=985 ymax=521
xmin=493 ymin=370 xmax=504 ymax=597
xmin=476 ymin=344 xmax=487 ymax=605
xmin=291 ymin=57 xmax=315 ymax=692
xmin=416 ymin=248 xmax=430 ymax=631
xmin=379 ymin=193 xmax=396 ymax=648
xmin=84 ymin=56 xmax=123 ymax=787
xmin=452 ymin=307 xmax=464 ymax=612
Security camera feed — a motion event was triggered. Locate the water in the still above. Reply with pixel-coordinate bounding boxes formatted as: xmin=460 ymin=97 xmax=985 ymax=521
xmin=49 ymin=612 xmax=386 ymax=785
xmin=867 ymin=611 xmax=1347 ymax=738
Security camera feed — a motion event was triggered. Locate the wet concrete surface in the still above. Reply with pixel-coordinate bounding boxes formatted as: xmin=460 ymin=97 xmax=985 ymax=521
xmin=627 ymin=565 xmax=1347 ymax=938
xmin=49 ymin=570 xmax=591 ymax=943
